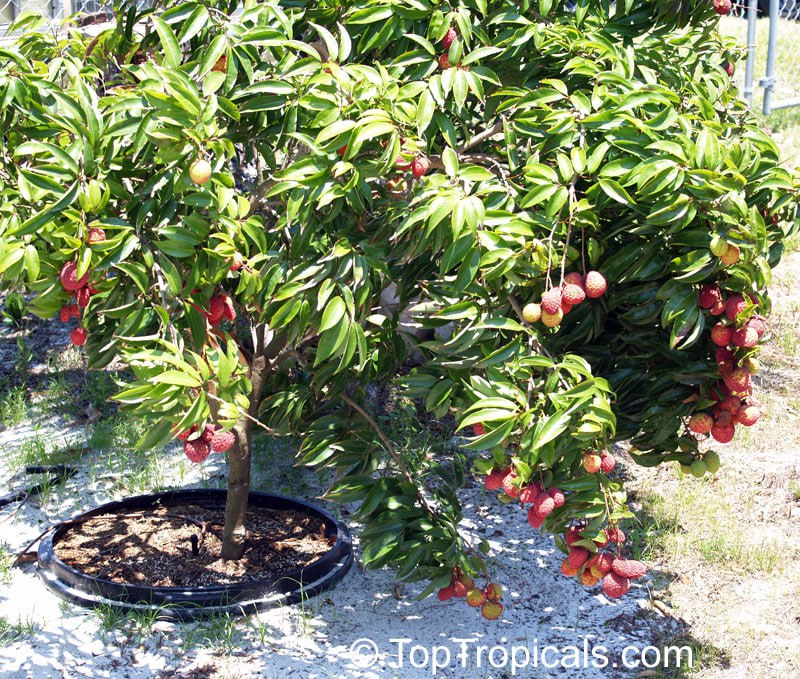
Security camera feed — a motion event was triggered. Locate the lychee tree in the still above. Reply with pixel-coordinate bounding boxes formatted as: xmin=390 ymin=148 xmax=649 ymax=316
xmin=0 ymin=0 xmax=798 ymax=611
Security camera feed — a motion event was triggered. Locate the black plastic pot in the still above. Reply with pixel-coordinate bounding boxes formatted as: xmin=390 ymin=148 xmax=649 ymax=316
xmin=38 ymin=489 xmax=353 ymax=620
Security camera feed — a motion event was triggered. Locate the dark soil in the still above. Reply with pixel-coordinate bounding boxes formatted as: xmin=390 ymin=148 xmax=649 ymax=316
xmin=54 ymin=503 xmax=334 ymax=587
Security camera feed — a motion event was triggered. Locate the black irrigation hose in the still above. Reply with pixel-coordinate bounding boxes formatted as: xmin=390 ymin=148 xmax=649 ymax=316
xmin=0 ymin=465 xmax=78 ymax=508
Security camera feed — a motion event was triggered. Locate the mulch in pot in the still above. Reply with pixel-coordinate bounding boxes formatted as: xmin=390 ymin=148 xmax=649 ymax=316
xmin=53 ymin=503 xmax=334 ymax=588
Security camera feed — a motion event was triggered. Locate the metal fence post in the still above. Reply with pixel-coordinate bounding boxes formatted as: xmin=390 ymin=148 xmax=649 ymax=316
xmin=761 ymin=0 xmax=779 ymax=115
xmin=743 ymin=0 xmax=758 ymax=106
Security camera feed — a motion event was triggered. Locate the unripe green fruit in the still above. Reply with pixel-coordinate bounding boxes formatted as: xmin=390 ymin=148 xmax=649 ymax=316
xmin=679 ymin=463 xmax=692 ymax=476
xmin=710 ymin=235 xmax=729 ymax=257
xmin=190 ymin=158 xmax=213 ymax=185
xmin=743 ymin=356 xmax=760 ymax=374
xmin=703 ymin=451 xmax=721 ymax=474
xmin=522 ymin=302 xmax=541 ymax=323
xmin=690 ymin=459 xmax=708 ymax=478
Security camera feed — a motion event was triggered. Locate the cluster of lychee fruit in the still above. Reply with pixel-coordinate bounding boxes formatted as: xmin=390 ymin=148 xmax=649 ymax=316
xmin=689 ymin=285 xmax=763 ymax=444
xmin=522 ymin=271 xmax=607 ymax=329
xmin=58 ymin=233 xmax=105 ymax=346
xmin=710 ymin=235 xmax=740 ymax=266
xmin=437 ymin=25 xmax=472 ymax=72
xmin=206 ymin=293 xmax=236 ymax=328
xmin=481 ymin=462 xmax=566 ymax=528
xmin=437 ymin=568 xmax=503 ymax=620
xmin=175 ymin=422 xmax=235 ymax=462
xmin=560 ymin=525 xmax=646 ymax=599
xmin=581 ymin=450 xmax=616 ymax=475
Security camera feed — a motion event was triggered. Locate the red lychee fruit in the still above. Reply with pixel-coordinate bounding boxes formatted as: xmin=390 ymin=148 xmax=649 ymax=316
xmin=688 ymin=413 xmax=714 ymax=435
xmin=518 ymin=483 xmax=542 ymax=504
xmin=606 ymin=527 xmax=626 ymax=544
xmin=562 ymin=283 xmax=586 ymax=306
xmin=747 ymin=316 xmax=766 ymax=338
xmin=485 ymin=582 xmax=503 ymax=602
xmin=584 ymin=271 xmax=607 ymax=298
xmin=548 ymin=487 xmax=565 ymax=508
xmin=501 ymin=469 xmax=520 ymax=499
xmin=87 ymin=227 xmax=106 ymax=244
xmin=533 ymin=492 xmax=556 ymax=518
xmin=208 ymin=296 xmax=225 ymax=324
xmin=175 ymin=424 xmax=197 ymax=442
xmin=710 ymin=299 xmax=726 ymax=316
xmin=484 ymin=468 xmax=506 ymax=491
xmin=711 ymin=323 xmax=732 ymax=347
xmin=229 ymin=252 xmax=244 ymax=271
xmin=442 ymin=27 xmax=458 ymax=49
xmin=720 ymin=243 xmax=740 ymax=266
xmin=717 ymin=359 xmax=735 ymax=376
xmin=561 ymin=558 xmax=580 ymax=577
xmin=567 ymin=547 xmax=590 ymax=568
xmin=714 ymin=0 xmax=732 ymax=16
xmin=725 ymin=294 xmax=749 ymax=322
xmin=465 ymin=588 xmax=487 ymax=608
xmin=602 ymin=572 xmax=631 ymax=598
xmin=736 ymin=405 xmax=761 ymax=426
xmin=723 ymin=368 xmax=751 ymax=394
xmin=411 ymin=154 xmax=431 ymax=178
xmin=201 ymin=424 xmax=217 ymax=442
xmin=481 ymin=601 xmax=503 ymax=620
xmin=184 ymin=439 xmax=211 ymax=463
xmin=718 ymin=396 xmax=741 ymax=415
xmin=541 ymin=287 xmax=562 ymax=314
xmin=699 ymin=284 xmax=722 ymax=309
xmin=611 ymin=558 xmax=647 ymax=580
xmin=438 ymin=53 xmax=452 ymax=70
xmin=437 ymin=585 xmax=455 ymax=601
xmin=588 ymin=552 xmax=614 ymax=575
xmin=565 ymin=526 xmax=582 ymax=545
xmin=564 ymin=272 xmax=584 ymax=287
xmin=452 ymin=580 xmax=469 ymax=598
xmin=724 ymin=61 xmax=734 ymax=77
xmin=70 ymin=327 xmax=87 ymax=346
xmin=527 ymin=506 xmax=545 ymax=529
xmin=714 ymin=410 xmax=733 ymax=428
xmin=60 ymin=305 xmax=80 ymax=322
xmin=560 ymin=300 xmax=573 ymax=316
xmin=583 ymin=453 xmax=601 ymax=473
xmin=60 ymin=261 xmax=89 ymax=292
xmin=711 ymin=422 xmax=736 ymax=443
xmin=473 ymin=422 xmax=485 ymax=436
xmin=716 ymin=347 xmax=735 ymax=364
xmin=600 ymin=452 xmax=616 ymax=474
xmin=581 ymin=570 xmax=600 ymax=587
xmin=76 ymin=286 xmax=93 ymax=308
xmin=220 ymin=294 xmax=236 ymax=322
xmin=211 ymin=430 xmax=236 ymax=453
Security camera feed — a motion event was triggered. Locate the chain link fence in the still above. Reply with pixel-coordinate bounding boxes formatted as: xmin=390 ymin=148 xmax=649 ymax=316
xmin=1 ymin=1 xmax=105 ymax=26
xmin=761 ymin=0 xmax=800 ymax=113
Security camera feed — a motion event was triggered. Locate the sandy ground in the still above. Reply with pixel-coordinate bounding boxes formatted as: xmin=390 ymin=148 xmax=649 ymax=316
xmin=0 ymin=413 xmax=678 ymax=678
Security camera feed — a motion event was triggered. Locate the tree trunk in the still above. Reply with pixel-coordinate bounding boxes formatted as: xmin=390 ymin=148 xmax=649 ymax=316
xmin=220 ymin=347 xmax=270 ymax=560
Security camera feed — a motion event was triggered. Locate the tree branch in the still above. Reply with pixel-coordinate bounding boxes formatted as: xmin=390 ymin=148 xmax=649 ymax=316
xmin=456 ymin=120 xmax=505 ymax=155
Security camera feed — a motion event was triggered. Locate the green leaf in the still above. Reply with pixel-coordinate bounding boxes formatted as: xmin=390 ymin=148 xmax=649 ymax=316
xmin=153 ymin=17 xmax=182 ymax=69
xmin=320 ymin=296 xmax=347 ymax=332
